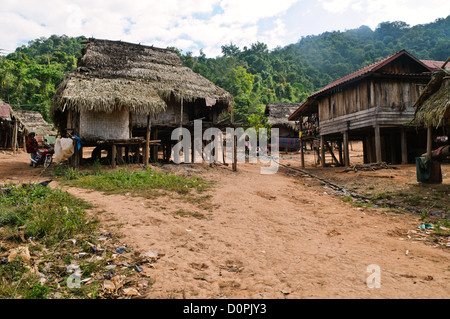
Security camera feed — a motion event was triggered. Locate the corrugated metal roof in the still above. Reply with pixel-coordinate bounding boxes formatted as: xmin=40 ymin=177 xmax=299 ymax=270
xmin=309 ymin=50 xmax=441 ymax=99
xmin=0 ymin=101 xmax=11 ymax=119
xmin=288 ymin=100 xmax=318 ymax=120
xmin=420 ymin=60 xmax=446 ymax=71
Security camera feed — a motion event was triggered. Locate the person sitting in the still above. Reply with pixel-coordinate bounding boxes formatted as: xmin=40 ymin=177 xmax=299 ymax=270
xmin=26 ymin=132 xmax=41 ymax=166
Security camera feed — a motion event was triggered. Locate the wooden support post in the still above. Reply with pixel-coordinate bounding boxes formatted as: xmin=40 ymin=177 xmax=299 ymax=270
xmin=343 ymin=131 xmax=350 ymax=167
xmin=300 ymin=138 xmax=305 ymax=168
xmin=144 ymin=114 xmax=151 ymax=167
xmin=111 ymin=144 xmax=117 ymax=169
xmin=71 ymin=143 xmax=80 ymax=169
xmin=326 ymin=141 xmax=339 ymax=165
xmin=426 ymin=126 xmax=432 ymax=160
xmin=232 ymin=131 xmax=237 ymax=172
xmin=231 ymin=109 xmax=237 ymax=172
xmin=299 ymin=121 xmax=305 ymax=168
xmin=116 ymin=146 xmax=125 ymax=165
xmin=12 ymin=120 xmax=17 ymax=153
xmin=320 ymin=135 xmax=325 ymax=167
xmin=375 ymin=125 xmax=382 ymax=163
xmin=401 ymin=128 xmax=408 ymax=164
xmin=338 ymin=141 xmax=343 ymax=165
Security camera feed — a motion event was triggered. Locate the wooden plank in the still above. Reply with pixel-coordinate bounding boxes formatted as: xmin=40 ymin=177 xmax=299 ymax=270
xmin=319 ymin=106 xmax=416 ymax=136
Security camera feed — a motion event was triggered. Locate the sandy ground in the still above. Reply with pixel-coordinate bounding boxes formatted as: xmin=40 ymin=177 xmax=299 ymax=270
xmin=1 ymin=149 xmax=449 ymax=299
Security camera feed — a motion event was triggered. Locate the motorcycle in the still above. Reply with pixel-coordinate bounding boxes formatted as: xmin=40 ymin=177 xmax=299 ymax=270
xmin=31 ymin=143 xmax=54 ymax=168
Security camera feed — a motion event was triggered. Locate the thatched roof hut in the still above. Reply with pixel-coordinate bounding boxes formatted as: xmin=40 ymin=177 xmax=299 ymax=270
xmin=12 ymin=109 xmax=56 ymax=137
xmin=264 ymin=103 xmax=302 ymax=137
xmin=50 ymin=38 xmax=234 ymax=166
xmin=0 ymin=101 xmax=56 ymax=151
xmin=51 ymin=38 xmax=233 ymax=126
xmin=414 ymin=59 xmax=450 ymax=128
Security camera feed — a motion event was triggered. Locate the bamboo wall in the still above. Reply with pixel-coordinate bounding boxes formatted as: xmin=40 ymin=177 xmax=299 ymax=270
xmin=79 ymin=109 xmax=130 ymax=140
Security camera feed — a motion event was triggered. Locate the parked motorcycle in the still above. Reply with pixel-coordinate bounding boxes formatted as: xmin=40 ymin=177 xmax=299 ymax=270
xmin=31 ymin=144 xmax=54 ymax=168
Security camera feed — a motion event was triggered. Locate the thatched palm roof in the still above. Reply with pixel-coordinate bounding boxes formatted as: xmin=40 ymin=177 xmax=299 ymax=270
xmin=414 ymin=58 xmax=450 ymax=127
xmin=265 ymin=103 xmax=302 ymax=130
xmin=12 ymin=109 xmax=56 ymax=136
xmin=51 ymin=38 xmax=233 ymax=120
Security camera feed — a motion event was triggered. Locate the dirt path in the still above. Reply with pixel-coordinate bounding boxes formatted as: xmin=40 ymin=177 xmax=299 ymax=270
xmin=1 ymin=151 xmax=449 ymax=298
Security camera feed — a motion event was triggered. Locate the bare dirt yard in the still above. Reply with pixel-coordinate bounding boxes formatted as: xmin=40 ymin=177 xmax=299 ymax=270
xmin=1 ymin=148 xmax=449 ymax=299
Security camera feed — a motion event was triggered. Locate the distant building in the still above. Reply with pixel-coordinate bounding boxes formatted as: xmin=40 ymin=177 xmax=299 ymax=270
xmin=0 ymin=100 xmax=56 ymax=152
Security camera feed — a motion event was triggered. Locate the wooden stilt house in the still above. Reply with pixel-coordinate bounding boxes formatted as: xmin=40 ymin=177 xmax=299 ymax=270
xmin=289 ymin=50 xmax=446 ymax=167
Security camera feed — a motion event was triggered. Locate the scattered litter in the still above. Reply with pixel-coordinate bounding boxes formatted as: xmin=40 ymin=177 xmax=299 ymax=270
xmin=103 ymin=280 xmax=115 ymax=291
xmin=8 ymin=246 xmax=31 ymax=263
xmin=117 ymin=247 xmax=131 ymax=254
xmin=141 ymin=250 xmax=158 ymax=258
xmin=123 ymin=287 xmax=140 ymax=296
xmin=281 ymin=289 xmax=292 ymax=295
xmin=418 ymin=223 xmax=434 ymax=230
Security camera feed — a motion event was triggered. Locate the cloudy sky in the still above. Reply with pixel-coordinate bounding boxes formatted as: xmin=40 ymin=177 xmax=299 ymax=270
xmin=1 ymin=0 xmax=449 ymax=57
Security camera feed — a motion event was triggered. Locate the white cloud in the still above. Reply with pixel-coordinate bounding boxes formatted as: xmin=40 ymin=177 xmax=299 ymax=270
xmin=318 ymin=0 xmax=354 ymax=14
xmin=317 ymin=0 xmax=450 ymax=29
xmin=0 ymin=0 xmax=301 ymax=55
xmin=0 ymin=0 xmax=448 ymax=56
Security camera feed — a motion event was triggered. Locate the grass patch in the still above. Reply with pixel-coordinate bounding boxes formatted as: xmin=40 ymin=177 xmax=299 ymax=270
xmin=372 ymin=193 xmax=392 ymax=200
xmin=0 ymin=184 xmax=95 ymax=245
xmin=51 ymin=166 xmax=210 ymax=197
xmin=341 ymin=196 xmax=373 ymax=208
xmin=402 ymin=195 xmax=423 ymax=206
xmin=173 ymin=209 xmax=205 ymax=219
xmin=0 ymin=184 xmax=105 ymax=299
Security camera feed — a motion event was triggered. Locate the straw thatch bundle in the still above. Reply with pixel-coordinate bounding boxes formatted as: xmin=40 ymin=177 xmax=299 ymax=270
xmin=265 ymin=103 xmax=302 ymax=130
xmin=51 ymin=38 xmax=233 ymax=121
xmin=414 ymin=66 xmax=450 ymax=127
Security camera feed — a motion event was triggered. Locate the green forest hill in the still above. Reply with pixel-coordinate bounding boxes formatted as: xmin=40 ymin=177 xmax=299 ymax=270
xmin=1 ymin=15 xmax=449 ymax=127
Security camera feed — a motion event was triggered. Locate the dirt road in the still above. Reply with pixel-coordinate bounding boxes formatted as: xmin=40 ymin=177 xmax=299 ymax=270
xmin=1 ymin=150 xmax=449 ymax=298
